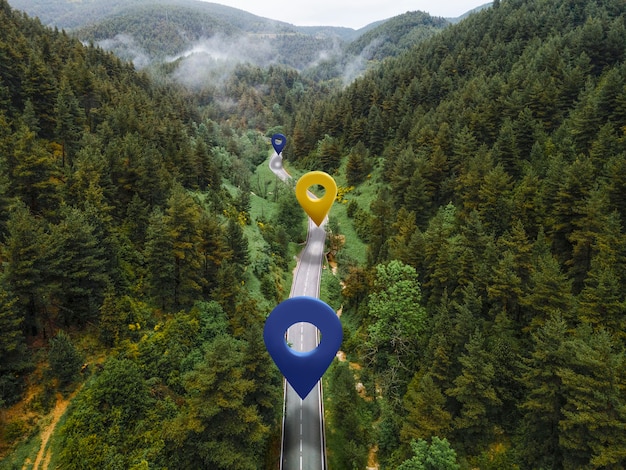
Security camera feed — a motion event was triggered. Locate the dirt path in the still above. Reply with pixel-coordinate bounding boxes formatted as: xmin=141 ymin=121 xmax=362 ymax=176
xmin=29 ymin=391 xmax=75 ymax=470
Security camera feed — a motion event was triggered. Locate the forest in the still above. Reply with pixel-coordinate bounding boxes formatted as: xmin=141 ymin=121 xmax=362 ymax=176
xmin=1 ymin=0 xmax=626 ymax=468
xmin=285 ymin=0 xmax=626 ymax=468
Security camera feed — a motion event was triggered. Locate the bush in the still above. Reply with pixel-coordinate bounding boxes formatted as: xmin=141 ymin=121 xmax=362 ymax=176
xmin=47 ymin=331 xmax=83 ymax=387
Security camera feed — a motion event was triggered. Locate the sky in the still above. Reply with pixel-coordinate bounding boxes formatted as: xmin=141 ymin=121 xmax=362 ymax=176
xmin=201 ymin=0 xmax=488 ymax=29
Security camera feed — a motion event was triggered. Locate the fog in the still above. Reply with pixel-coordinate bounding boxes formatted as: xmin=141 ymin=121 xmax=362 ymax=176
xmin=97 ymin=34 xmax=151 ymax=69
xmin=97 ymin=31 xmax=371 ymax=91
xmin=166 ymin=34 xmax=277 ymax=88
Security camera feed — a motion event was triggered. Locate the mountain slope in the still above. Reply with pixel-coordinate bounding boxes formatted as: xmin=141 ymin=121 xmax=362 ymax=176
xmin=286 ymin=0 xmax=626 ymax=467
xmin=0 ymin=0 xmax=284 ymax=465
xmin=346 ymin=10 xmax=449 ymax=60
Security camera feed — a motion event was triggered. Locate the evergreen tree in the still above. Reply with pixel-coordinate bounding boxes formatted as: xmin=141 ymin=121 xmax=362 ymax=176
xmin=446 ymin=330 xmax=501 ymax=452
xmin=518 ymin=314 xmax=570 ymax=469
xmin=164 ymin=183 xmax=203 ymax=309
xmin=345 ymin=141 xmax=370 ymax=185
xmin=317 ymin=134 xmax=342 ymax=174
xmin=145 ymin=208 xmax=176 ymax=311
xmin=559 ymin=327 xmax=626 ymax=469
xmin=519 ymin=251 xmax=575 ymax=331
xmin=402 ymin=372 xmax=452 ymax=442
xmin=54 ymin=77 xmax=84 ymax=167
xmin=47 ymin=206 xmax=110 ymax=325
xmin=4 ymin=202 xmax=49 ymax=336
xmin=275 ymin=187 xmax=306 ymax=241
xmin=9 ymin=123 xmax=61 ymax=216
xmin=0 ymin=284 xmax=28 ymax=406
xmin=368 ymin=187 xmax=394 ymax=264
xmin=577 ymin=258 xmax=626 ymax=337
xmin=47 ymin=330 xmax=83 ymax=387
xmin=165 ymin=336 xmax=270 ymax=470
xmin=327 ymin=360 xmax=369 ymax=469
xmin=225 ymin=216 xmax=249 ymax=267
xmin=22 ymin=52 xmax=57 ymax=138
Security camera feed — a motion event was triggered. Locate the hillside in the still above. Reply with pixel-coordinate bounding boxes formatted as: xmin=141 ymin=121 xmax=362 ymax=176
xmin=346 ymin=10 xmax=449 ymax=60
xmin=0 ymin=0 xmax=298 ymax=466
xmin=7 ymin=0 xmax=292 ymax=31
xmin=286 ymin=0 xmax=626 ymax=467
xmin=8 ymin=0 xmax=452 ymax=80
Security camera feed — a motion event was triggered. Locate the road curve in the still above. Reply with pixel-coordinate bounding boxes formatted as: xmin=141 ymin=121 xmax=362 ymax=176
xmin=269 ymin=152 xmax=327 ymax=470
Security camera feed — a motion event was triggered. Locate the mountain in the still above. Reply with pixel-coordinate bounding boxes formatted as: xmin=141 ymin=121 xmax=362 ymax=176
xmin=7 ymin=0 xmax=337 ymax=69
xmin=346 ymin=10 xmax=449 ymax=60
xmin=7 ymin=0 xmax=452 ymax=78
xmin=7 ymin=0 xmax=290 ymax=31
xmin=446 ymin=1 xmax=492 ymax=23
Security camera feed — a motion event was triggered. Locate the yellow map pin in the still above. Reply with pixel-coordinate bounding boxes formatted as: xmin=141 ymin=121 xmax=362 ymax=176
xmin=295 ymin=171 xmax=338 ymax=226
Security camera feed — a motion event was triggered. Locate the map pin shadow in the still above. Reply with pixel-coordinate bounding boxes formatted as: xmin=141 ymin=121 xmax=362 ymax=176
xmin=264 ymin=296 xmax=343 ymax=400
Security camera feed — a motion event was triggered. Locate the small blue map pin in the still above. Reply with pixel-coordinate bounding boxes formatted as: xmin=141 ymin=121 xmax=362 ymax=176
xmin=271 ymin=133 xmax=287 ymax=155
xmin=264 ymin=296 xmax=342 ymax=399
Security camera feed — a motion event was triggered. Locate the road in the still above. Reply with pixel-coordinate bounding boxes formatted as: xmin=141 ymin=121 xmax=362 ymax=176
xmin=270 ymin=152 xmax=327 ymax=470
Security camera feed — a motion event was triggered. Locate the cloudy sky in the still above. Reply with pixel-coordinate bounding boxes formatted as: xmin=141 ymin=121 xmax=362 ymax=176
xmin=202 ymin=1 xmax=489 ymax=29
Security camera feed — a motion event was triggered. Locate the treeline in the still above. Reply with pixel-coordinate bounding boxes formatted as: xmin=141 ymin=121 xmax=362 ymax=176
xmin=76 ymin=5 xmax=237 ymax=58
xmin=74 ymin=5 xmax=342 ymax=71
xmin=345 ymin=11 xmax=449 ymax=61
xmin=0 ymin=1 xmax=289 ymax=466
xmin=286 ymin=0 xmax=626 ymax=467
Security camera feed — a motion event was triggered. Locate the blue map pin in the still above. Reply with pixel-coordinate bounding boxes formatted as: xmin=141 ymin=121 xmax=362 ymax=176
xmin=264 ymin=296 xmax=342 ymax=399
xmin=271 ymin=133 xmax=287 ymax=155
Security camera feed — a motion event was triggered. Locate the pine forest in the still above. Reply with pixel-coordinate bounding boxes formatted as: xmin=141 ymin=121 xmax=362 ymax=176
xmin=1 ymin=0 xmax=626 ymax=468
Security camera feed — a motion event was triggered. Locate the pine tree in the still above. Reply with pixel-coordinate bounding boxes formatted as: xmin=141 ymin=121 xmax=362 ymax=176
xmin=317 ymin=134 xmax=342 ymax=173
xmin=559 ymin=327 xmax=626 ymax=469
xmin=345 ymin=141 xmax=369 ymax=185
xmin=0 ymin=283 xmax=28 ymax=406
xmin=327 ymin=360 xmax=369 ymax=469
xmin=577 ymin=259 xmax=626 ymax=337
xmin=22 ymin=52 xmax=57 ymax=138
xmin=224 ymin=217 xmax=249 ymax=276
xmin=402 ymin=372 xmax=452 ymax=442
xmin=446 ymin=330 xmax=501 ymax=452
xmin=368 ymin=187 xmax=394 ymax=264
xmin=388 ymin=208 xmax=422 ymax=268
xmin=47 ymin=206 xmax=109 ymax=325
xmin=4 ymin=202 xmax=49 ymax=336
xmin=166 ymin=336 xmax=270 ymax=470
xmin=98 ymin=286 xmax=124 ymax=347
xmin=145 ymin=208 xmax=176 ymax=311
xmin=164 ymin=183 xmax=203 ymax=309
xmin=519 ymin=251 xmax=575 ymax=331
xmin=398 ymin=437 xmax=460 ymax=470
xmin=477 ymin=164 xmax=513 ymax=236
xmin=47 ymin=330 xmax=83 ymax=387
xmin=366 ymin=260 xmax=426 ymax=400
xmin=518 ymin=313 xmax=570 ymax=469
xmin=487 ymin=251 xmax=523 ymax=318
xmin=54 ymin=77 xmax=84 ymax=167
xmin=9 ymin=123 xmax=61 ymax=216
xmin=198 ymin=211 xmax=229 ymax=295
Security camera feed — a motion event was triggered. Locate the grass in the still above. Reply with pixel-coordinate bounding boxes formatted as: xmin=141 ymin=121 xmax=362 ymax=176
xmin=326 ymin=157 xmax=385 ymax=267
xmin=0 ymin=429 xmax=41 ymax=470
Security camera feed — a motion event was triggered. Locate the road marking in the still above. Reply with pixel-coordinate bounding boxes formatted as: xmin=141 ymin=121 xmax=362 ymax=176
xmin=300 ymin=397 xmax=304 ymax=469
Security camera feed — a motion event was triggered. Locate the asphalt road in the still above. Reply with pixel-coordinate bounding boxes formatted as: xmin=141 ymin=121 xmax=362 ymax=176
xmin=269 ymin=152 xmax=327 ymax=470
